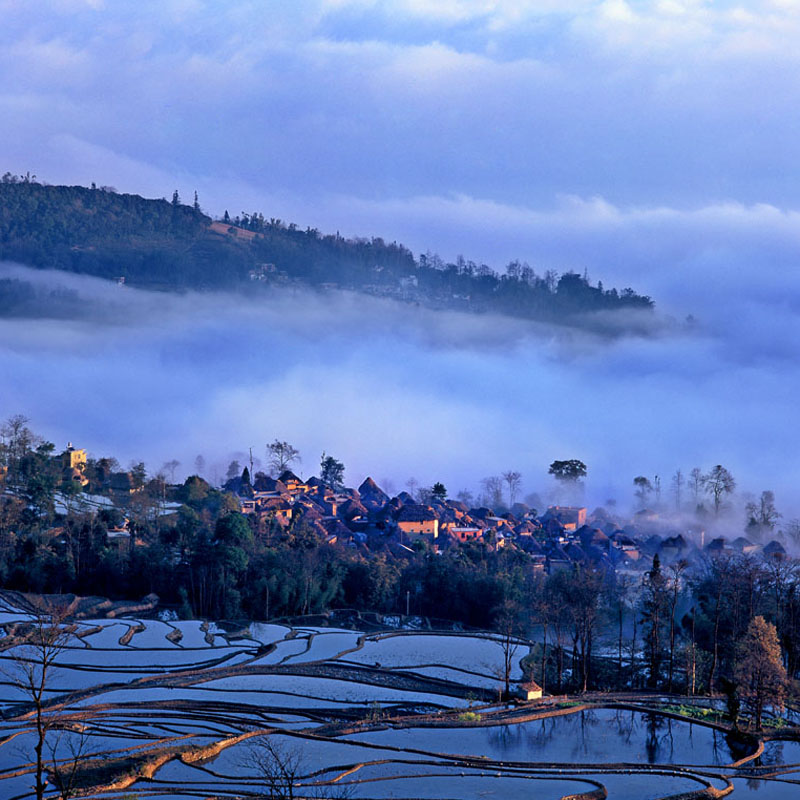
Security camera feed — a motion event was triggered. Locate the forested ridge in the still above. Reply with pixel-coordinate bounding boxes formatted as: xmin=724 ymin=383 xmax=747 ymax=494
xmin=0 ymin=175 xmax=654 ymax=324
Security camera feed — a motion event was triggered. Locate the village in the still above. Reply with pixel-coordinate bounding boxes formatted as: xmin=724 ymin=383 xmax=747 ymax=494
xmin=33 ymin=440 xmax=791 ymax=583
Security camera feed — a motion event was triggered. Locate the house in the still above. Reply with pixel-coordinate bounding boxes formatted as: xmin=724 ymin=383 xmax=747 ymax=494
xmin=396 ymin=504 xmax=439 ymax=541
xmin=61 ymin=443 xmax=89 ymax=486
xmin=544 ymin=506 xmax=587 ymax=531
xmin=517 ymin=680 xmax=543 ymax=701
xmin=277 ymin=470 xmax=309 ymax=495
xmin=61 ymin=442 xmax=87 ymax=471
xmin=445 ymin=524 xmax=482 ymax=543
xmin=258 ymin=498 xmax=293 ymax=526
xmin=763 ymin=540 xmax=787 ymax=559
xmin=239 ymin=498 xmax=257 ymax=515
xmin=731 ymin=536 xmax=759 ymax=556
xmin=110 ymin=471 xmax=137 ymax=495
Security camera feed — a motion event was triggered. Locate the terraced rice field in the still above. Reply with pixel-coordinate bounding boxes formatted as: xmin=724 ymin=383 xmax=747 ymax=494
xmin=0 ymin=596 xmax=798 ymax=799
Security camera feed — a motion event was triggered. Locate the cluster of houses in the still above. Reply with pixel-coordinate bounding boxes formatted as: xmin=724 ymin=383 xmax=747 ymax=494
xmin=6 ymin=443 xmax=790 ymax=575
xmin=228 ymin=471 xmax=791 ymax=574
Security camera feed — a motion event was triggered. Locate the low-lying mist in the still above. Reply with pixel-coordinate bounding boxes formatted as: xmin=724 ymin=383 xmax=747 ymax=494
xmin=0 ymin=261 xmax=796 ymax=522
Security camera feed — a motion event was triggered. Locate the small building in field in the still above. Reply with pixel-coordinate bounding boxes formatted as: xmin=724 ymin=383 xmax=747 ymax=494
xmin=517 ymin=680 xmax=543 ymax=701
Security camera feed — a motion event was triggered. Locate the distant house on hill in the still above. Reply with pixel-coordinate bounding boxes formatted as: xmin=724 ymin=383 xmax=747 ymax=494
xmin=445 ymin=523 xmax=482 ymax=543
xmin=396 ymin=504 xmax=439 ymax=542
xmin=763 ymin=540 xmax=787 ymax=559
xmin=61 ymin=442 xmax=87 ymax=471
xmin=543 ymin=506 xmax=587 ymax=531
xmin=60 ymin=442 xmax=88 ymax=486
xmin=358 ymin=477 xmax=390 ymax=509
xmin=277 ymin=470 xmax=308 ymax=495
xmin=110 ymin=471 xmax=136 ymax=495
xmin=731 ymin=536 xmax=759 ymax=556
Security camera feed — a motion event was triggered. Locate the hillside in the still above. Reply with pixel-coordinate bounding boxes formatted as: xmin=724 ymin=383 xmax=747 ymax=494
xmin=0 ymin=175 xmax=654 ymax=324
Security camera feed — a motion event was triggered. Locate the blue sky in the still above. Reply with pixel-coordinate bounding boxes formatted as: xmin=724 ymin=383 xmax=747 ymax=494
xmin=4 ymin=1 xmax=800 ymax=515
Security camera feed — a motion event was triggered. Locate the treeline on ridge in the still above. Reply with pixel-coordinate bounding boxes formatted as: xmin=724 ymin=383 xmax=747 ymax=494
xmin=0 ymin=174 xmax=653 ymax=322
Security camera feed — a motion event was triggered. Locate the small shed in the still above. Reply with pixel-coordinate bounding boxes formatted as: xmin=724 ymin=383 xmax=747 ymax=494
xmin=518 ymin=680 xmax=543 ymax=701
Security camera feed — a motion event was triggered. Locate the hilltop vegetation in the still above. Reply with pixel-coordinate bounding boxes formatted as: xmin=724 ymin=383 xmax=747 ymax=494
xmin=0 ymin=174 xmax=653 ymax=325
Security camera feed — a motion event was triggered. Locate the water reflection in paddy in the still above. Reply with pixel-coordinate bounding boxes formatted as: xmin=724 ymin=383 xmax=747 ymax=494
xmin=349 ymin=708 xmax=745 ymax=766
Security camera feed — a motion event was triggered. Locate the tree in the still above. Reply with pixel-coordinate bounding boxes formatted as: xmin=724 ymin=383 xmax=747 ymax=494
xmin=130 ymin=461 xmax=147 ymax=489
xmin=701 ymin=465 xmax=735 ymax=515
xmin=641 ymin=554 xmax=668 ymax=688
xmin=226 ymin=460 xmax=242 ymax=482
xmin=241 ymin=466 xmax=251 ymax=486
xmin=171 ymin=189 xmax=180 ymax=206
xmin=0 ymin=413 xmax=37 ymax=489
xmin=633 ymin=476 xmax=653 ymax=508
xmin=4 ymin=609 xmax=71 ymax=800
xmin=162 ymin=459 xmax=180 ymax=484
xmin=548 ymin=460 xmax=587 ymax=483
xmin=666 ymin=559 xmax=688 ymax=692
xmin=745 ymin=490 xmax=781 ymax=540
xmin=480 ymin=476 xmax=503 ymax=509
xmin=245 ymin=736 xmax=349 ymax=799
xmin=688 ymin=467 xmax=703 ymax=509
xmin=734 ymin=616 xmax=787 ymax=729
xmin=193 ymin=190 xmax=200 ymax=212
xmin=492 ymin=600 xmax=524 ymax=699
xmin=431 ymin=482 xmax=447 ymax=502
xmin=671 ymin=469 xmax=684 ymax=511
xmin=320 ymin=453 xmax=345 ymax=491
xmin=193 ymin=454 xmax=206 ymax=477
xmin=502 ymin=470 xmax=522 ymax=507
xmin=653 ymin=474 xmax=662 ymax=507
xmin=267 ymin=440 xmax=300 ymax=475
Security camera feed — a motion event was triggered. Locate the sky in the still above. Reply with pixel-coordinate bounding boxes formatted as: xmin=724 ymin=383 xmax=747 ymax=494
xmin=3 ymin=0 xmax=800 ymax=517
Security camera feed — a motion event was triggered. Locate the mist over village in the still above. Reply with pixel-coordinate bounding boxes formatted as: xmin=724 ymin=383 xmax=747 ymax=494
xmin=4 ymin=2 xmax=800 ymax=800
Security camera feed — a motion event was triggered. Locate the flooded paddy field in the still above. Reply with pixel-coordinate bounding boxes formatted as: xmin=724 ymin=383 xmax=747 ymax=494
xmin=0 ymin=597 xmax=798 ymax=799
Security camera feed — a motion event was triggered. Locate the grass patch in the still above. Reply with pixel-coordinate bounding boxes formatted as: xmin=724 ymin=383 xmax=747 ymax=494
xmin=458 ymin=711 xmax=482 ymax=722
xmin=662 ymin=704 xmax=725 ymax=723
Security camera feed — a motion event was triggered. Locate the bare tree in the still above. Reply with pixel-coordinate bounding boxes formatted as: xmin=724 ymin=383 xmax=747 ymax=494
xmin=701 ymin=465 xmax=735 ymax=515
xmin=502 ymin=471 xmax=522 ymax=508
xmin=492 ymin=601 xmax=524 ymax=700
xmin=745 ymin=490 xmax=781 ymax=540
xmin=667 ymin=560 xmax=688 ymax=692
xmin=480 ymin=476 xmax=504 ymax=509
xmin=247 ymin=737 xmax=303 ymax=800
xmin=456 ymin=488 xmax=474 ymax=506
xmin=405 ymin=477 xmax=419 ymax=500
xmin=246 ymin=736 xmax=349 ymax=799
xmin=193 ymin=454 xmax=206 ymax=477
xmin=671 ymin=468 xmax=684 ymax=511
xmin=688 ymin=467 xmax=703 ymax=509
xmin=47 ymin=722 xmax=92 ymax=800
xmin=4 ymin=609 xmax=71 ymax=800
xmin=267 ymin=441 xmax=301 ymax=476
xmin=785 ymin=519 xmax=800 ymax=550
xmin=161 ymin=459 xmax=180 ymax=484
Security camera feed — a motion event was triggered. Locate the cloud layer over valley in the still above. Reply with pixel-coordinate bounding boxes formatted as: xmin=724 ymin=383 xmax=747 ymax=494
xmin=2 ymin=258 xmax=798 ymax=517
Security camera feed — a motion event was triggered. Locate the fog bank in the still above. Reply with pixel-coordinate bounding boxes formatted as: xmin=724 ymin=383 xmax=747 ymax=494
xmin=1 ymin=262 xmax=797 ymax=519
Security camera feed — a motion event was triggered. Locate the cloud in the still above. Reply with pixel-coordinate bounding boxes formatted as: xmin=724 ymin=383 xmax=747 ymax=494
xmin=3 ymin=258 xmax=800 ymax=520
